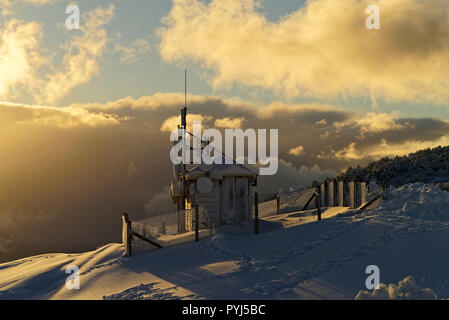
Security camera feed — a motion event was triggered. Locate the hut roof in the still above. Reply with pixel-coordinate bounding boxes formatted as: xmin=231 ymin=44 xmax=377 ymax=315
xmin=186 ymin=162 xmax=258 ymax=180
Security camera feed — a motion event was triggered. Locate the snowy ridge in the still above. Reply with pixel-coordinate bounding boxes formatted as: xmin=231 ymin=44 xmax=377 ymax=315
xmin=338 ymin=145 xmax=449 ymax=187
xmin=1 ymin=183 xmax=449 ymax=300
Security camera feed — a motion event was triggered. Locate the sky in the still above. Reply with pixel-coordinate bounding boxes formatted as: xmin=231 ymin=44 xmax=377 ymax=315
xmin=2 ymin=0 xmax=305 ymax=106
xmin=1 ymin=0 xmax=449 ymax=261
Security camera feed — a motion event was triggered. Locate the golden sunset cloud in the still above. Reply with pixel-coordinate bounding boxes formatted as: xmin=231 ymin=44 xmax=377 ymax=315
xmin=36 ymin=4 xmax=116 ymax=104
xmin=160 ymin=0 xmax=449 ymax=104
xmin=289 ymin=145 xmax=305 ymax=156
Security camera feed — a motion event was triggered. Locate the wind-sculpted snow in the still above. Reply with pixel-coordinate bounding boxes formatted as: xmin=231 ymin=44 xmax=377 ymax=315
xmin=1 ymin=183 xmax=449 ymax=299
xmin=103 ymin=283 xmax=200 ymax=300
xmin=355 ymin=276 xmax=438 ymax=300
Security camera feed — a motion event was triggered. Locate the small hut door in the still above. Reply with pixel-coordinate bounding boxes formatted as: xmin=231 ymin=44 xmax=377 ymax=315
xmin=222 ymin=177 xmax=235 ymax=224
xmin=235 ymin=177 xmax=249 ymax=223
xmin=222 ymin=177 xmax=249 ymax=224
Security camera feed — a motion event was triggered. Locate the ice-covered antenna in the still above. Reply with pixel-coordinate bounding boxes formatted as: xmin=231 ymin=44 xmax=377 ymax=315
xmin=181 ymin=69 xmax=187 ymax=129
xmin=179 ymin=70 xmax=187 ymax=210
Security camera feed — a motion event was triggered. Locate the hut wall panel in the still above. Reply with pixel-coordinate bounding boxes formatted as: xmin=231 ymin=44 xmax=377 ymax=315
xmin=195 ymin=180 xmax=220 ymax=224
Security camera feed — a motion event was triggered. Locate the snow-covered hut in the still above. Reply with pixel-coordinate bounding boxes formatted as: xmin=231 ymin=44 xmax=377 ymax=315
xmin=170 ymin=162 xmax=258 ymax=227
xmin=168 ymin=87 xmax=258 ymax=229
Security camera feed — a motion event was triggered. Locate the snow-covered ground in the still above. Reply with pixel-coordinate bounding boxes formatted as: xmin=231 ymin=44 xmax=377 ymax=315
xmin=1 ymin=183 xmax=449 ymax=300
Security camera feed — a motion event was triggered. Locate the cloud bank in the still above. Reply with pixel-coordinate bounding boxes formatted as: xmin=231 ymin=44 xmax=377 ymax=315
xmin=0 ymin=19 xmax=45 ymax=99
xmin=1 ymin=94 xmax=449 ymax=262
xmin=160 ymin=0 xmax=449 ymax=104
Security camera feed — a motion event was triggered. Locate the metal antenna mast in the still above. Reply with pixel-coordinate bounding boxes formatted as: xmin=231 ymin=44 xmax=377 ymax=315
xmin=181 ymin=70 xmax=187 ymax=129
xmin=179 ymin=70 xmax=187 ymax=210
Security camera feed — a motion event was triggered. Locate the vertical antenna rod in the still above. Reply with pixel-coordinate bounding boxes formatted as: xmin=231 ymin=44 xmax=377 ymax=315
xmin=181 ymin=69 xmax=187 ymax=128
xmin=180 ymin=70 xmax=187 ymax=211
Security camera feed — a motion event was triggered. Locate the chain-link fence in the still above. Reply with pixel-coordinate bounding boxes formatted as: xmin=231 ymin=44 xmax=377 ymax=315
xmin=121 ymin=182 xmax=389 ymax=256
xmin=220 ymin=198 xmax=253 ymax=224
xmin=277 ymin=187 xmax=317 ymax=214
xmin=122 ymin=189 xmax=331 ymax=256
xmin=123 ymin=207 xmax=217 ymax=256
xmin=214 ymin=198 xmax=256 ymax=234
xmin=132 ymin=210 xmax=189 ymax=239
xmin=278 ymin=209 xmax=319 ymax=228
xmin=258 ymin=199 xmax=277 ymax=218
xmin=359 ymin=181 xmax=388 ymax=210
xmin=124 ymin=197 xmax=259 ymax=255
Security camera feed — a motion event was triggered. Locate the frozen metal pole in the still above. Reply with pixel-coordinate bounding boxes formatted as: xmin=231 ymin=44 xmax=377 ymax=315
xmin=316 ymin=186 xmax=322 ymax=221
xmin=254 ymin=192 xmax=259 ymax=234
xmin=195 ymin=205 xmax=199 ymax=242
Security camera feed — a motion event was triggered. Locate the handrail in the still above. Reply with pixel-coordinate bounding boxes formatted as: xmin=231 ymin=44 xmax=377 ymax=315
xmin=131 ymin=231 xmax=162 ymax=248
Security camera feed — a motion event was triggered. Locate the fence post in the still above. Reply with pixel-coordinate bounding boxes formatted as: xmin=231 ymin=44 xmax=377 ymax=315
xmin=360 ymin=182 xmax=367 ymax=205
xmin=320 ymin=183 xmax=325 ymax=207
xmin=128 ymin=219 xmax=132 ymax=256
xmin=195 ymin=205 xmax=199 ymax=242
xmin=276 ymin=194 xmax=280 ymax=215
xmin=323 ymin=180 xmax=329 ymax=207
xmin=122 ymin=213 xmax=128 ymax=254
xmin=338 ymin=180 xmax=344 ymax=207
xmin=333 ymin=179 xmax=338 ymax=207
xmin=349 ymin=181 xmax=356 ymax=209
xmin=122 ymin=213 xmax=132 ymax=257
xmin=327 ymin=180 xmax=332 ymax=208
xmin=382 ymin=181 xmax=388 ymax=200
xmin=315 ymin=186 xmax=321 ymax=221
xmin=254 ymin=192 xmax=259 ymax=234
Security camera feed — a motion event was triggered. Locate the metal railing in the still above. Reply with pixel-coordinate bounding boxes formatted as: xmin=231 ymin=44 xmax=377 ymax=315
xmin=123 ymin=206 xmax=216 ymax=256
xmin=277 ymin=187 xmax=317 ymax=214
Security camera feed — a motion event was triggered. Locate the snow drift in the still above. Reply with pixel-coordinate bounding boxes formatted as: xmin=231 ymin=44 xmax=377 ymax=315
xmin=1 ymin=183 xmax=449 ymax=300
